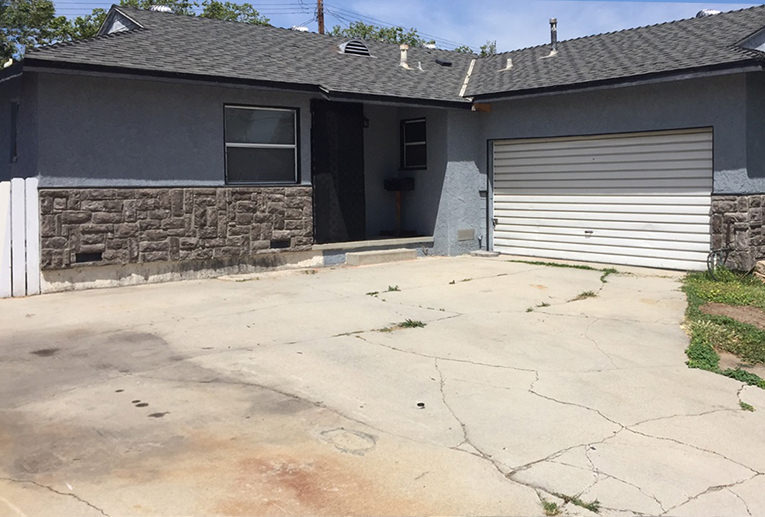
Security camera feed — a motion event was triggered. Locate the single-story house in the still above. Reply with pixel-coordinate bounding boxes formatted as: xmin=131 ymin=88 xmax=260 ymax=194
xmin=1 ymin=4 xmax=764 ymax=291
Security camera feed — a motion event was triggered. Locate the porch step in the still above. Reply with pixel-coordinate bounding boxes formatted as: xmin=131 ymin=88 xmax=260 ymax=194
xmin=346 ymin=248 xmax=418 ymax=266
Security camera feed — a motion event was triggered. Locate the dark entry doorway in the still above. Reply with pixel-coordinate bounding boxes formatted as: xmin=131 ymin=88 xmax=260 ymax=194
xmin=311 ymin=100 xmax=366 ymax=244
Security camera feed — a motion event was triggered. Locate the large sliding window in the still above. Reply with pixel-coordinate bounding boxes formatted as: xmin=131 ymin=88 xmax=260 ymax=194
xmin=224 ymin=105 xmax=298 ymax=184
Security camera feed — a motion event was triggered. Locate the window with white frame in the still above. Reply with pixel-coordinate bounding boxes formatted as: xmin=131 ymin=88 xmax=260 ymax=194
xmin=400 ymin=118 xmax=426 ymax=169
xmin=224 ymin=105 xmax=298 ymax=184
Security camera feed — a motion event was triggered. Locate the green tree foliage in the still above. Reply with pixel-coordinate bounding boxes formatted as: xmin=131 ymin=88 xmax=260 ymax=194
xmin=330 ymin=21 xmax=429 ymax=47
xmin=479 ymin=40 xmax=497 ymax=57
xmin=1 ymin=0 xmax=269 ymax=62
xmin=199 ymin=0 xmax=268 ymax=24
xmin=1 ymin=0 xmax=70 ymax=62
xmin=453 ymin=45 xmax=474 ymax=54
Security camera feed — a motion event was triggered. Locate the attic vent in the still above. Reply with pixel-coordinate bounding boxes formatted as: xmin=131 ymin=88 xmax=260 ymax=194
xmin=149 ymin=4 xmax=172 ymax=12
xmin=339 ymin=39 xmax=371 ymax=57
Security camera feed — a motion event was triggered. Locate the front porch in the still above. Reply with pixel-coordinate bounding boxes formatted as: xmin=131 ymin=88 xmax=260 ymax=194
xmin=310 ymin=99 xmax=448 ymax=247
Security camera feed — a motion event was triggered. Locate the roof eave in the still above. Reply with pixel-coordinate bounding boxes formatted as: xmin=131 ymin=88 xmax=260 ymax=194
xmin=469 ymin=60 xmax=765 ymax=102
xmin=22 ymin=58 xmax=473 ymax=108
xmin=0 ymin=61 xmax=24 ymax=83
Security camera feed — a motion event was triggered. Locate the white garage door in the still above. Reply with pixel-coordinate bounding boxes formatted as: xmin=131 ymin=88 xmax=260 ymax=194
xmin=492 ymin=129 xmax=713 ymax=270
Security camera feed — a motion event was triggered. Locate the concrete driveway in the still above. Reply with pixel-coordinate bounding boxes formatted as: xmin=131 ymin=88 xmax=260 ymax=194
xmin=1 ymin=256 xmax=764 ymax=517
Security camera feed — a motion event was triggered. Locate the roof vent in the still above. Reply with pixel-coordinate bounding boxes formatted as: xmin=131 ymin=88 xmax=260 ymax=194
xmin=696 ymin=9 xmax=721 ymax=18
xmin=291 ymin=26 xmax=309 ymax=32
xmin=339 ymin=39 xmax=371 ymax=57
xmin=149 ymin=4 xmax=172 ymax=12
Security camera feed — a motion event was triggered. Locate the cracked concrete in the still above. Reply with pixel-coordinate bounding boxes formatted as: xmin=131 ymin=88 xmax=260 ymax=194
xmin=1 ymin=255 xmax=764 ymax=516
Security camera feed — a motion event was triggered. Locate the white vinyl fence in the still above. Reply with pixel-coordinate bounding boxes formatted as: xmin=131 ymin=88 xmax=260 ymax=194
xmin=0 ymin=177 xmax=40 ymax=298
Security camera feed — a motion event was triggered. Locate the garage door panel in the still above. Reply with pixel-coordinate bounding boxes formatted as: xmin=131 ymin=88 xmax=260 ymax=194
xmin=495 ymin=185 xmax=712 ymax=196
xmin=494 ymin=169 xmax=711 ymax=182
xmin=494 ymin=210 xmax=710 ymax=224
xmin=492 ymin=129 xmax=712 ymax=270
xmin=494 ymin=231 xmax=710 ymax=252
xmin=493 ymin=238 xmax=707 ymax=262
xmin=494 ymin=216 xmax=710 ymax=235
xmin=495 ymin=176 xmax=711 ymax=189
xmin=495 ymin=246 xmax=706 ymax=270
xmin=494 ymin=225 xmax=710 ymax=243
xmin=496 ymin=130 xmax=712 ymax=152
xmin=494 ymin=141 xmax=715 ymax=160
xmin=494 ymin=152 xmax=712 ymax=169
xmin=495 ymin=195 xmax=711 ymax=206
xmin=494 ymin=201 xmax=711 ymax=215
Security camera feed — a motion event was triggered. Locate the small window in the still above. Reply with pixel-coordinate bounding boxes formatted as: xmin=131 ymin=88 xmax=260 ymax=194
xmin=401 ymin=118 xmax=426 ymax=169
xmin=224 ymin=105 xmax=298 ymax=184
xmin=10 ymin=101 xmax=19 ymax=163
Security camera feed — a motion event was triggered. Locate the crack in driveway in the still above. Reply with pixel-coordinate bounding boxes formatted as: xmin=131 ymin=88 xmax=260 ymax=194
xmin=1 ymin=477 xmax=109 ymax=516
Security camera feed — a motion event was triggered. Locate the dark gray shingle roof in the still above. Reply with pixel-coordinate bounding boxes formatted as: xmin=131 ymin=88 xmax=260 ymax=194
xmin=24 ymin=6 xmax=476 ymax=104
xmin=22 ymin=4 xmax=765 ymax=103
xmin=467 ymin=4 xmax=765 ymax=98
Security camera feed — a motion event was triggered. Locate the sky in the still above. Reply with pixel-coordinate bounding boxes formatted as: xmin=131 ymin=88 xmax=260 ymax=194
xmin=52 ymin=0 xmax=763 ymax=51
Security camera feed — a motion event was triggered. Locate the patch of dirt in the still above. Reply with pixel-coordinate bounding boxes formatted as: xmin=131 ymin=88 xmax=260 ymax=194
xmin=718 ymin=350 xmax=765 ymax=378
xmin=700 ymin=302 xmax=765 ymax=331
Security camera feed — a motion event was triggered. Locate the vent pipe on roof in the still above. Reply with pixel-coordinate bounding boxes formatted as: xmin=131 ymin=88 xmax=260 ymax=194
xmin=696 ymin=9 xmax=721 ymax=18
xmin=400 ymin=44 xmax=412 ymax=70
xmin=550 ymin=18 xmax=558 ymax=53
xmin=149 ymin=4 xmax=172 ymax=11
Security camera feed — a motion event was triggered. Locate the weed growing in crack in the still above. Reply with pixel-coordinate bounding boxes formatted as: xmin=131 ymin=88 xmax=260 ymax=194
xmin=526 ymin=307 xmax=534 ymax=313
xmin=541 ymin=500 xmax=560 ymax=516
xmin=538 ymin=302 xmax=550 ymax=308
xmin=387 ymin=285 xmax=400 ymax=292
xmin=599 ymin=268 xmax=618 ymax=283
xmin=366 ymin=291 xmax=379 ymax=297
xmin=449 ymin=280 xmax=456 ymax=285
xmin=377 ymin=319 xmax=427 ymax=332
xmin=553 ymin=493 xmax=600 ymax=513
xmin=571 ymin=290 xmax=597 ymax=302
xmin=507 ymin=259 xmax=597 ymax=271
xmin=508 ymin=260 xmax=620 ymax=285
xmin=740 ymin=401 xmax=755 ymax=412
xmin=461 ymin=278 xmax=472 ymax=282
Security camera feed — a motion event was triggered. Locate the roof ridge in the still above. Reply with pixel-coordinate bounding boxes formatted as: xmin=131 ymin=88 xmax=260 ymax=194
xmin=484 ymin=3 xmax=765 ymax=59
xmin=25 ymin=25 xmax=147 ymax=55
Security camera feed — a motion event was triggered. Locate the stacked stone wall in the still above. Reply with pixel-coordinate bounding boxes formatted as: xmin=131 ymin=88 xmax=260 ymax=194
xmin=710 ymin=195 xmax=765 ymax=270
xmin=39 ymin=187 xmax=313 ymax=270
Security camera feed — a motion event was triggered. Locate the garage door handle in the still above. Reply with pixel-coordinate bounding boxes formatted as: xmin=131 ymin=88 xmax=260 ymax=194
xmin=584 ymin=230 xmax=594 ymax=234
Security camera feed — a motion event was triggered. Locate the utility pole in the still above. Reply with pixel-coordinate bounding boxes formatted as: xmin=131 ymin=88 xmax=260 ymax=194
xmin=317 ymin=0 xmax=325 ymax=34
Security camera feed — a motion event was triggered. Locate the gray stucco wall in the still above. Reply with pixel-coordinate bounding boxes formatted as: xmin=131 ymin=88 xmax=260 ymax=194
xmin=483 ymin=73 xmax=757 ymax=194
xmin=33 ymin=71 xmax=317 ymax=187
xmin=747 ymin=72 xmax=765 ymax=185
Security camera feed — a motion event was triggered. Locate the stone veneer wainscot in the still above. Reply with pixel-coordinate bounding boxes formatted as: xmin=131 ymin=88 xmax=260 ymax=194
xmin=39 ymin=187 xmax=313 ymax=270
xmin=711 ymin=194 xmax=765 ymax=271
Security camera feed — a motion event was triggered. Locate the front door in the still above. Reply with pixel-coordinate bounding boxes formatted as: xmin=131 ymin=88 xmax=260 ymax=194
xmin=311 ymin=100 xmax=366 ymax=244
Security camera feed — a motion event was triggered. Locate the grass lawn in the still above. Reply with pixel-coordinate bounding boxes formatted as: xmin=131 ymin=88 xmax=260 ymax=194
xmin=683 ymin=269 xmax=765 ymax=388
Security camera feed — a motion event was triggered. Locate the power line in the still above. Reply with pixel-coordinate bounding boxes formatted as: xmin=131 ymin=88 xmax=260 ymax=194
xmin=323 ymin=3 xmax=471 ymax=50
